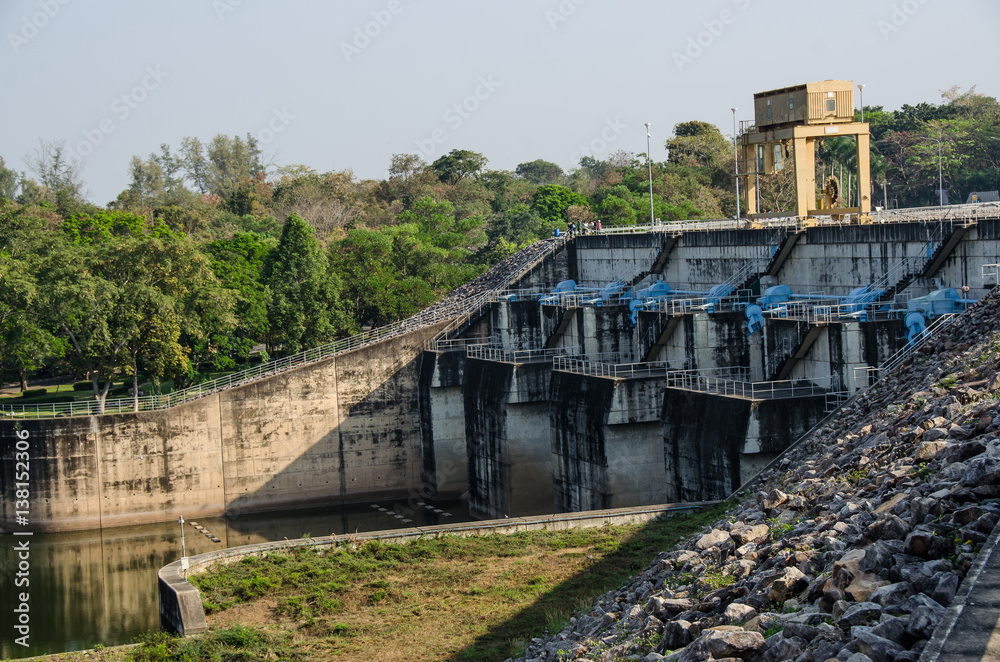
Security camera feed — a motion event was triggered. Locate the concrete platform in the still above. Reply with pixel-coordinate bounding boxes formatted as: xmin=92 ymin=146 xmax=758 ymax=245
xmin=922 ymin=519 xmax=1000 ymax=661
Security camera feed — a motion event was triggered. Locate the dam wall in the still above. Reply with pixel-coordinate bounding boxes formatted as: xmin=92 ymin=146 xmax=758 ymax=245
xmin=6 ymin=217 xmax=998 ymax=531
xmin=0 ymin=323 xmax=447 ymax=532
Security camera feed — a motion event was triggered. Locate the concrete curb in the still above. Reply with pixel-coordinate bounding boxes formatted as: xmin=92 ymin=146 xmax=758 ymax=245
xmin=918 ymin=517 xmax=1000 ymax=662
xmin=158 ymin=501 xmax=720 ymax=635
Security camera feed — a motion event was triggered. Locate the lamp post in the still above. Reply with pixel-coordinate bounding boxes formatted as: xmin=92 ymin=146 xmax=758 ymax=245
xmin=731 ymin=108 xmax=740 ymax=220
xmin=857 ymin=84 xmax=866 ymax=123
xmin=178 ymin=515 xmax=187 ymax=578
xmin=645 ymin=123 xmax=654 ymax=226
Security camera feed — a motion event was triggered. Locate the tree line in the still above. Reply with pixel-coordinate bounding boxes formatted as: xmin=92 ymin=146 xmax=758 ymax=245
xmin=0 ymin=86 xmax=995 ymax=405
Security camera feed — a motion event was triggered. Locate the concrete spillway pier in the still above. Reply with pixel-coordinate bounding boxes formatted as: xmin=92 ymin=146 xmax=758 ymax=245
xmin=4 ymin=212 xmax=1000 ymax=531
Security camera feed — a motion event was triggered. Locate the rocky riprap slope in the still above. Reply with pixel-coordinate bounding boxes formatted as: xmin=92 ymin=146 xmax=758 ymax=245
xmin=515 ymin=290 xmax=1000 ymax=662
xmin=420 ymin=238 xmax=560 ymax=321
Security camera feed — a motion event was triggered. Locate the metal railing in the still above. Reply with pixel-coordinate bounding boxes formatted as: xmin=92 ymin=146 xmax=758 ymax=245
xmin=665 ymin=369 xmax=842 ymax=401
xmin=574 ymin=202 xmax=999 ymax=238
xmin=3 ymin=237 xmax=569 ymax=419
xmin=552 ymin=356 xmax=671 ymax=379
xmin=983 ymin=264 xmax=1000 ymax=288
xmin=871 ymin=202 xmax=999 ymax=225
xmin=467 ymin=345 xmax=581 ymax=364
xmin=853 ymin=313 xmax=958 ymax=387
xmin=426 ymin=337 xmax=491 ymax=352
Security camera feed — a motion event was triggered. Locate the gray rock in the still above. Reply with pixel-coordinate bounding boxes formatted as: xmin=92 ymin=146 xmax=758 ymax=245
xmin=921 ymin=427 xmax=949 ymax=441
xmin=932 ymin=571 xmax=959 ymax=606
xmin=730 ymin=523 xmax=770 ymax=547
xmin=906 ymin=605 xmax=943 ymax=639
xmin=837 ymin=602 xmax=883 ymax=628
xmin=961 ymin=455 xmax=1000 ymax=487
xmin=860 ymin=541 xmax=898 ymax=574
xmin=763 ymin=489 xmax=790 ymax=510
xmin=867 ymin=582 xmax=914 ymax=609
xmin=758 ymin=634 xmax=806 ymax=662
xmin=870 ymin=617 xmax=907 ymax=645
xmin=695 ymin=528 xmax=731 ymax=551
xmin=769 ymin=566 xmax=810 ymax=603
xmin=648 ymin=596 xmax=694 ymax=619
xmin=865 ymin=515 xmax=910 ymax=542
xmin=782 ymin=622 xmax=821 ymax=642
xmin=658 ymin=619 xmax=697 ymax=652
xmin=855 ymin=629 xmax=904 ymax=662
xmin=723 ymin=602 xmax=756 ymax=624
xmin=704 ymin=630 xmax=766 ymax=659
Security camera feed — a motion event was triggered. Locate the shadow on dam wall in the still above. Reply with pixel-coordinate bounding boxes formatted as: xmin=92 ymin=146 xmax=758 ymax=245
xmin=0 ymin=322 xmax=449 ymax=533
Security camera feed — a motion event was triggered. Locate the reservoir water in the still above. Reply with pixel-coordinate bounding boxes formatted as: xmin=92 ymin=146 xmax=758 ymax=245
xmin=0 ymin=499 xmax=472 ymax=659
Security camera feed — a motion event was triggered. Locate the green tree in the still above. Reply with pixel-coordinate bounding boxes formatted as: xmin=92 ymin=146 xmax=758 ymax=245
xmin=204 ymin=233 xmax=273 ymax=368
xmin=598 ymin=195 xmax=636 ymax=226
xmin=0 ymin=157 xmax=19 ymax=201
xmin=263 ymin=214 xmax=348 ymax=355
xmin=0 ymin=202 xmax=61 ymax=390
xmin=530 ymin=184 xmax=590 ymax=223
xmin=23 ymin=139 xmax=86 ymax=216
xmin=515 ymin=159 xmax=564 ymax=184
xmin=431 ymin=149 xmax=488 ymax=183
xmin=179 ymin=134 xmax=265 ymax=199
xmin=665 ymin=121 xmax=729 ymax=168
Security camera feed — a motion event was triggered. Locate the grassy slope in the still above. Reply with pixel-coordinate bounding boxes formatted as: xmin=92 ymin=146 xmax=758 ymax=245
xmin=42 ymin=503 xmax=730 ymax=662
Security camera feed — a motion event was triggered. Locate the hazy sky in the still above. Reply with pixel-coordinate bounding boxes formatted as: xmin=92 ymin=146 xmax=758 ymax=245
xmin=3 ymin=0 xmax=998 ymax=204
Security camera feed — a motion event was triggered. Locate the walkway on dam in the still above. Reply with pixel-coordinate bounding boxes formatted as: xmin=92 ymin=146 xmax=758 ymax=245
xmin=923 ymin=521 xmax=1000 ymax=661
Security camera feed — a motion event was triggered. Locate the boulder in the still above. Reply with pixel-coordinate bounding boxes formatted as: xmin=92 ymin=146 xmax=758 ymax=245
xmin=961 ymin=455 xmax=1000 ymax=487
xmin=845 ymin=571 xmax=888 ymax=602
xmin=695 ymin=529 xmax=732 ymax=551
xmin=730 ymin=524 xmax=770 ymax=547
xmin=768 ymin=566 xmax=810 ymax=603
xmin=914 ymin=440 xmax=948 ymax=461
xmin=867 ymin=582 xmax=914 ymax=609
xmin=855 ymin=630 xmax=904 ymax=662
xmin=932 ymin=572 xmax=959 ymax=607
xmin=763 ymin=489 xmax=789 ymax=510
xmin=865 ymin=515 xmax=910 ymax=542
xmin=723 ymin=603 xmax=756 ymax=624
xmin=859 ymin=541 xmax=899 ymax=574
xmin=906 ymin=605 xmax=944 ymax=639
xmin=837 ymin=602 xmax=883 ymax=628
xmin=834 ymin=549 xmax=867 ymax=576
xmin=704 ymin=630 xmax=766 ymax=659
xmin=904 ymin=527 xmax=953 ymax=559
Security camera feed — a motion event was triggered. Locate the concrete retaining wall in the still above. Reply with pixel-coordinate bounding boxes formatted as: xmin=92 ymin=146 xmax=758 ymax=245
xmin=158 ymin=502 xmax=719 ymax=635
xmin=0 ymin=323 xmax=447 ymax=532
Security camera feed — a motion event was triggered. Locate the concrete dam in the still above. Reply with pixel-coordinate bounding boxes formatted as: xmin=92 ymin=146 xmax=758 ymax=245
xmin=3 ymin=207 xmax=1000 ymax=531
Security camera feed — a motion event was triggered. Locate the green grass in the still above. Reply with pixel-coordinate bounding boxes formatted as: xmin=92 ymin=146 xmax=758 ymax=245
xmin=175 ymin=501 xmax=734 ymax=662
xmin=125 ymin=626 xmax=304 ymax=662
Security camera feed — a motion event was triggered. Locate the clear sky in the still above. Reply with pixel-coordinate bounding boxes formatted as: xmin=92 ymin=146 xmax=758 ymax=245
xmin=3 ymin=0 xmax=998 ymax=204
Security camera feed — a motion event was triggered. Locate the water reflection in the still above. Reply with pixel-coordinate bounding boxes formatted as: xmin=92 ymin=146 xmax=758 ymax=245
xmin=0 ymin=499 xmax=471 ymax=659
